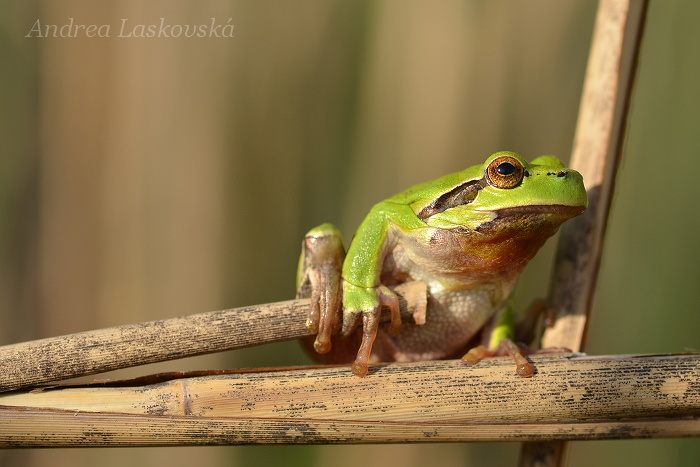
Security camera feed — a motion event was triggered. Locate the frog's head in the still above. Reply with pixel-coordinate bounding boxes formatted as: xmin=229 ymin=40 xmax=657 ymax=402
xmin=416 ymin=151 xmax=587 ymax=233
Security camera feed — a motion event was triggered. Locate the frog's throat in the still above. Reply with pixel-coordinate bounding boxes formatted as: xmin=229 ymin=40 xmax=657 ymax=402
xmin=474 ymin=204 xmax=585 ymax=236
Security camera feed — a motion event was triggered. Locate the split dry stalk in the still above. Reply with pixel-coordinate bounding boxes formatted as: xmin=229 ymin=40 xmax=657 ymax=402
xmin=0 ymin=354 xmax=698 ymax=447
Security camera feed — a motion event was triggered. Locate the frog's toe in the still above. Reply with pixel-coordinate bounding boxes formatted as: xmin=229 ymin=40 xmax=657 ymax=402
xmin=377 ymin=285 xmax=401 ymax=335
xmin=351 ymin=307 xmax=381 ymax=377
xmin=392 ymin=281 xmax=427 ymax=326
xmin=317 ymin=289 xmax=342 ymax=352
xmin=461 ymin=344 xmax=489 ymax=365
xmin=313 ymin=332 xmax=332 ymax=354
xmin=340 ymin=308 xmax=362 ymax=337
xmin=351 ymin=355 xmax=370 ymax=377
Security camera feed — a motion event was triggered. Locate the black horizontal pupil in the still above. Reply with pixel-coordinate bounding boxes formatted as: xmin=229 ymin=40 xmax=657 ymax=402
xmin=496 ymin=162 xmax=517 ymax=176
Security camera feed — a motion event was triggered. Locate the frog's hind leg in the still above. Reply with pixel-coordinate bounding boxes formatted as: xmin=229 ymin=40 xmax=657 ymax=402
xmin=461 ymin=301 xmax=572 ymax=377
xmin=461 ymin=304 xmax=536 ymax=377
xmin=462 ymin=339 xmax=535 ymax=377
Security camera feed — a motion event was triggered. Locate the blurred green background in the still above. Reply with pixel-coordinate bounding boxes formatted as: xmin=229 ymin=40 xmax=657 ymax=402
xmin=1 ymin=0 xmax=698 ymax=466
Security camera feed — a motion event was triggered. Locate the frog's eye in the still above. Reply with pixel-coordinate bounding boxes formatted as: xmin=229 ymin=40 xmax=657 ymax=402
xmin=485 ymin=156 xmax=525 ymax=189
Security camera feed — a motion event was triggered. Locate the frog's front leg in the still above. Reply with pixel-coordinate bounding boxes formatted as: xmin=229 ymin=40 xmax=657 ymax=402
xmin=299 ymin=203 xmax=418 ymax=376
xmin=339 ymin=202 xmax=424 ymax=376
xmin=296 ymin=222 xmax=402 ymax=369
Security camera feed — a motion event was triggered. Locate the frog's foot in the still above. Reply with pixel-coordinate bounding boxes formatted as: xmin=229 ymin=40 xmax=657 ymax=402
xmin=297 ymin=224 xmax=345 ymax=355
xmin=343 ymin=284 xmax=401 ymax=377
xmin=461 ymin=339 xmax=536 ymax=377
xmin=392 ymin=281 xmax=427 ymax=326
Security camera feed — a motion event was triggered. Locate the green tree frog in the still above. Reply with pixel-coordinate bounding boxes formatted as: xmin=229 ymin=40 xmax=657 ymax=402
xmin=297 ymin=151 xmax=587 ymax=377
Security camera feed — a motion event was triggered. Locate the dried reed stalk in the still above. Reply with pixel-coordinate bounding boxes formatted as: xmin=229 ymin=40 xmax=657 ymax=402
xmin=0 ymin=354 xmax=697 ymax=447
xmin=0 ymin=299 xmax=311 ymax=392
xmin=522 ymin=1 xmax=650 ymax=465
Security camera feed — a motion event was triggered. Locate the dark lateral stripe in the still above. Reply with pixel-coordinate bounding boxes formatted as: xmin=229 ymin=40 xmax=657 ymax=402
xmin=417 ymin=178 xmax=486 ymax=220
